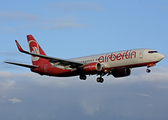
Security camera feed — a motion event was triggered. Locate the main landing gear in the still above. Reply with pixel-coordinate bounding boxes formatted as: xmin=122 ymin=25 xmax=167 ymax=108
xmin=79 ymin=75 xmax=87 ymax=80
xmin=79 ymin=74 xmax=105 ymax=83
xmin=96 ymin=73 xmax=105 ymax=83
xmin=96 ymin=77 xmax=104 ymax=83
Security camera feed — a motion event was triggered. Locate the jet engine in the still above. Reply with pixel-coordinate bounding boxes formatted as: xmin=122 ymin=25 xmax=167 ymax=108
xmin=83 ymin=62 xmax=102 ymax=72
xmin=112 ymin=68 xmax=131 ymax=78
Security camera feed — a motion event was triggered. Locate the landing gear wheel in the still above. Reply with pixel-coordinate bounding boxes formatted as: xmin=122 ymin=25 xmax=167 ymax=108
xmin=146 ymin=69 xmax=151 ymax=73
xmin=96 ymin=77 xmax=100 ymax=82
xmin=96 ymin=77 xmax=104 ymax=83
xmin=80 ymin=75 xmax=87 ymax=80
xmin=100 ymin=78 xmax=104 ymax=83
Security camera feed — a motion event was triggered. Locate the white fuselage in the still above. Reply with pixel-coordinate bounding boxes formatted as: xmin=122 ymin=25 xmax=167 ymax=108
xmin=69 ymin=49 xmax=164 ymax=70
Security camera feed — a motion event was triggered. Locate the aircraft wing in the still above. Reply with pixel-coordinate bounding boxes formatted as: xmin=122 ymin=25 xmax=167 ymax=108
xmin=15 ymin=40 xmax=83 ymax=68
xmin=5 ymin=61 xmax=38 ymax=68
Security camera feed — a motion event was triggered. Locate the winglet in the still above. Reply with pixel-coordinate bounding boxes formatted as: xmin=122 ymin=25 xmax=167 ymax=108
xmin=15 ymin=40 xmax=24 ymax=52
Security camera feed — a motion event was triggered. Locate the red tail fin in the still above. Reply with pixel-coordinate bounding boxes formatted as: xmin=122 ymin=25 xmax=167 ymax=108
xmin=27 ymin=35 xmax=48 ymax=65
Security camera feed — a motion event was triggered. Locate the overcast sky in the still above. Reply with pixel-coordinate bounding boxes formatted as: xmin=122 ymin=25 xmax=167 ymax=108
xmin=0 ymin=0 xmax=168 ymax=120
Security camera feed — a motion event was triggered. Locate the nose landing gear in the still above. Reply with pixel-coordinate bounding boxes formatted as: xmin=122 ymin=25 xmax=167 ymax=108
xmin=146 ymin=63 xmax=155 ymax=73
xmin=146 ymin=68 xmax=151 ymax=73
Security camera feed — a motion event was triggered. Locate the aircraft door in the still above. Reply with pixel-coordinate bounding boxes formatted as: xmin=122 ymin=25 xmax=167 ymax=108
xmin=139 ymin=50 xmax=143 ymax=59
xmin=44 ymin=64 xmax=48 ymax=73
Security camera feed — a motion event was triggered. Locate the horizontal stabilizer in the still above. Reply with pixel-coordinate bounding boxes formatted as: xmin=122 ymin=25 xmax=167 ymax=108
xmin=5 ymin=61 xmax=38 ymax=69
xmin=15 ymin=40 xmax=24 ymax=52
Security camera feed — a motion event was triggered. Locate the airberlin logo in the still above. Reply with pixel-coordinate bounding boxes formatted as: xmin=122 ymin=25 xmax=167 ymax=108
xmin=32 ymin=47 xmax=39 ymax=54
xmin=98 ymin=50 xmax=136 ymax=63
xmin=28 ymin=40 xmax=40 ymax=61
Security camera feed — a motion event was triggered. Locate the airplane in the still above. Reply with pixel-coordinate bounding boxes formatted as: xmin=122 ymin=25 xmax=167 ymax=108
xmin=5 ymin=35 xmax=164 ymax=83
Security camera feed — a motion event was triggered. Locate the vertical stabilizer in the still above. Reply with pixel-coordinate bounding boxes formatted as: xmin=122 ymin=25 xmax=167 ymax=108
xmin=27 ymin=35 xmax=48 ymax=65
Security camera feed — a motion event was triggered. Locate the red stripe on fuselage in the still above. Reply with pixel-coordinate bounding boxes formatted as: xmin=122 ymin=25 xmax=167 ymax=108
xmin=30 ymin=61 xmax=158 ymax=77
xmin=31 ymin=63 xmax=80 ymax=77
xmin=104 ymin=61 xmax=158 ymax=70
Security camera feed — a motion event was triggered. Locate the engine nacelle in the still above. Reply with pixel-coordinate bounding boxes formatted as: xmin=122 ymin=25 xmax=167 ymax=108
xmin=83 ymin=62 xmax=102 ymax=72
xmin=112 ymin=68 xmax=131 ymax=78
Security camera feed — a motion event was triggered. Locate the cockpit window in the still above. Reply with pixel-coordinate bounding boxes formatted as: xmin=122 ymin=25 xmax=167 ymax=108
xmin=148 ymin=51 xmax=158 ymax=53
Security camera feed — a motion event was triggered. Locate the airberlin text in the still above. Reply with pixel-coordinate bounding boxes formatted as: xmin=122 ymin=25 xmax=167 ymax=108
xmin=98 ymin=51 xmax=136 ymax=63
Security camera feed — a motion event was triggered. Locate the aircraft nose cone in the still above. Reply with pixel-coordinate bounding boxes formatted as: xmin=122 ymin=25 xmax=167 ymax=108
xmin=158 ymin=53 xmax=164 ymax=61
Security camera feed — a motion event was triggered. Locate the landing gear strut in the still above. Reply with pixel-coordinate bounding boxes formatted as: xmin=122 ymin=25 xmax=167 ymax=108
xmin=146 ymin=63 xmax=155 ymax=73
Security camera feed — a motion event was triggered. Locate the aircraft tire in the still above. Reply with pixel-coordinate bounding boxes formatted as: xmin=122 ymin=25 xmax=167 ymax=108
xmin=146 ymin=69 xmax=151 ymax=73
xmin=96 ymin=77 xmax=104 ymax=83
xmin=80 ymin=75 xmax=87 ymax=80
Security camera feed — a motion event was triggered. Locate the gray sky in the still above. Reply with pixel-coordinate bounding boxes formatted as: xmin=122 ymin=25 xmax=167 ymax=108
xmin=0 ymin=67 xmax=168 ymax=120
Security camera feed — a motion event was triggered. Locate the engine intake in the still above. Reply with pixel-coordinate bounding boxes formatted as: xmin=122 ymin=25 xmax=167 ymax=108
xmin=83 ymin=62 xmax=102 ymax=72
xmin=112 ymin=68 xmax=131 ymax=78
